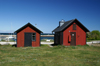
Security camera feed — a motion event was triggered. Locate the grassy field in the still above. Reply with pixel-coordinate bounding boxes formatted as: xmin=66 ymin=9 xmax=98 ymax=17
xmin=0 ymin=44 xmax=100 ymax=66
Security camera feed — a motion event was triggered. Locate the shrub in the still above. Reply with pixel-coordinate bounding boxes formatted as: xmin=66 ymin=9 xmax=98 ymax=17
xmin=71 ymin=46 xmax=76 ymax=49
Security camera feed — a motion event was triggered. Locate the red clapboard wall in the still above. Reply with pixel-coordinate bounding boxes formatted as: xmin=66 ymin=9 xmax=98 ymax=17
xmin=15 ymin=23 xmax=42 ymax=47
xmin=63 ymin=22 xmax=86 ymax=46
xmin=52 ymin=19 xmax=89 ymax=46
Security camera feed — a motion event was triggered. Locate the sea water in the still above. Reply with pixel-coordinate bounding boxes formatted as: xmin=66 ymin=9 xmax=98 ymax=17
xmin=0 ymin=33 xmax=54 ymax=40
xmin=41 ymin=37 xmax=54 ymax=40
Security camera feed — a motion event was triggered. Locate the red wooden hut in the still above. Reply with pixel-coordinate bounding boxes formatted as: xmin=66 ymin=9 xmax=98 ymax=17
xmin=52 ymin=19 xmax=89 ymax=46
xmin=15 ymin=23 xmax=43 ymax=47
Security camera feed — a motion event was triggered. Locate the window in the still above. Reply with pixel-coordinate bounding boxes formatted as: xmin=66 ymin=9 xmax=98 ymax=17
xmin=32 ymin=33 xmax=36 ymax=41
xmin=73 ymin=24 xmax=76 ymax=30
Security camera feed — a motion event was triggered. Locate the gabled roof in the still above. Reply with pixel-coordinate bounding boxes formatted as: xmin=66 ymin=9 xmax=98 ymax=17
xmin=52 ymin=19 xmax=89 ymax=32
xmin=15 ymin=23 xmax=43 ymax=33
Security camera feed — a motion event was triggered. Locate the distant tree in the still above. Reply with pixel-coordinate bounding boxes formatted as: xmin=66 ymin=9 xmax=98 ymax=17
xmin=86 ymin=32 xmax=92 ymax=40
xmin=86 ymin=32 xmax=90 ymax=39
xmin=86 ymin=30 xmax=100 ymax=40
xmin=91 ymin=30 xmax=100 ymax=40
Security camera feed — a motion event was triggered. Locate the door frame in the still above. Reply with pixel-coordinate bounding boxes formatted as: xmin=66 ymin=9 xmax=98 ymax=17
xmin=70 ymin=32 xmax=76 ymax=46
xmin=24 ymin=33 xmax=32 ymax=47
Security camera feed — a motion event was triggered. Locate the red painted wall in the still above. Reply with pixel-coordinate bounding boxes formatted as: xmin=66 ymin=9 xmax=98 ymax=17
xmin=17 ymin=26 xmax=40 ymax=47
xmin=63 ymin=22 xmax=86 ymax=46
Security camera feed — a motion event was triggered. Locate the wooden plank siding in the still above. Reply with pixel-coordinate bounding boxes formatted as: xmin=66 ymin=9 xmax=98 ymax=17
xmin=52 ymin=19 xmax=89 ymax=46
xmin=63 ymin=22 xmax=86 ymax=46
xmin=17 ymin=26 xmax=40 ymax=47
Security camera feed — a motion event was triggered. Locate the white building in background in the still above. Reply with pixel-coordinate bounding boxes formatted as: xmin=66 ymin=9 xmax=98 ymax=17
xmin=6 ymin=35 xmax=15 ymax=41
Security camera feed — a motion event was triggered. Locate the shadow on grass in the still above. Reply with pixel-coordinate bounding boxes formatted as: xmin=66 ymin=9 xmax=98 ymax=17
xmin=51 ymin=43 xmax=59 ymax=46
xmin=12 ymin=44 xmax=17 ymax=47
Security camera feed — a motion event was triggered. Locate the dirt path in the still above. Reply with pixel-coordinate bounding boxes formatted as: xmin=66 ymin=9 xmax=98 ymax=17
xmin=91 ymin=43 xmax=100 ymax=46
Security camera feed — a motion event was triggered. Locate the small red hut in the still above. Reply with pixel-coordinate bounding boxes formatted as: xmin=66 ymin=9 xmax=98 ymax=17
xmin=15 ymin=23 xmax=43 ymax=47
xmin=52 ymin=19 xmax=89 ymax=46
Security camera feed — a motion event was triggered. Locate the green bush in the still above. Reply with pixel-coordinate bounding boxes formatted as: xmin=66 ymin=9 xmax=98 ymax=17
xmin=85 ymin=44 xmax=89 ymax=46
xmin=71 ymin=46 xmax=76 ymax=49
xmin=50 ymin=39 xmax=54 ymax=42
xmin=1 ymin=39 xmax=6 ymax=41
xmin=0 ymin=44 xmax=2 ymax=46
xmin=86 ymin=30 xmax=100 ymax=40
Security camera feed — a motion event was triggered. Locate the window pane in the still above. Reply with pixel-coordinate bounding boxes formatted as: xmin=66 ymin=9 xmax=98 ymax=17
xmin=73 ymin=24 xmax=76 ymax=30
xmin=32 ymin=33 xmax=36 ymax=41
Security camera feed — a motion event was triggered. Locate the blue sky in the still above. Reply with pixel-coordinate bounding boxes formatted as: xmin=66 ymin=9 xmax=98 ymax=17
xmin=0 ymin=0 xmax=100 ymax=33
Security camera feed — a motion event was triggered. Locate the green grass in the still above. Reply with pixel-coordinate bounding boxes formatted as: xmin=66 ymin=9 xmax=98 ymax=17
xmin=0 ymin=40 xmax=15 ymax=42
xmin=0 ymin=45 xmax=100 ymax=66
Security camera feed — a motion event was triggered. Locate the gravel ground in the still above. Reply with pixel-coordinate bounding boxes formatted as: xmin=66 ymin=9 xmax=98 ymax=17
xmin=0 ymin=42 xmax=16 ymax=45
xmin=88 ymin=43 xmax=100 ymax=46
xmin=0 ymin=42 xmax=54 ymax=45
xmin=87 ymin=41 xmax=100 ymax=46
xmin=0 ymin=41 xmax=100 ymax=46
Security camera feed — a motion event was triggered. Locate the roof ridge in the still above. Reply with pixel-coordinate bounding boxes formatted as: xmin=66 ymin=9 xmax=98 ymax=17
xmin=52 ymin=18 xmax=89 ymax=32
xmin=65 ymin=19 xmax=76 ymax=22
xmin=14 ymin=23 xmax=43 ymax=33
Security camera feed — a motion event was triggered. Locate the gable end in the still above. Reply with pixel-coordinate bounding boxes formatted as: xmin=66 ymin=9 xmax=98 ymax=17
xmin=14 ymin=23 xmax=43 ymax=33
xmin=52 ymin=19 xmax=89 ymax=32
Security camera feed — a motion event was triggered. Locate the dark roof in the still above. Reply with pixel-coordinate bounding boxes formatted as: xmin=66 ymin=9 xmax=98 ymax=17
xmin=52 ymin=19 xmax=89 ymax=32
xmin=15 ymin=23 xmax=43 ymax=33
